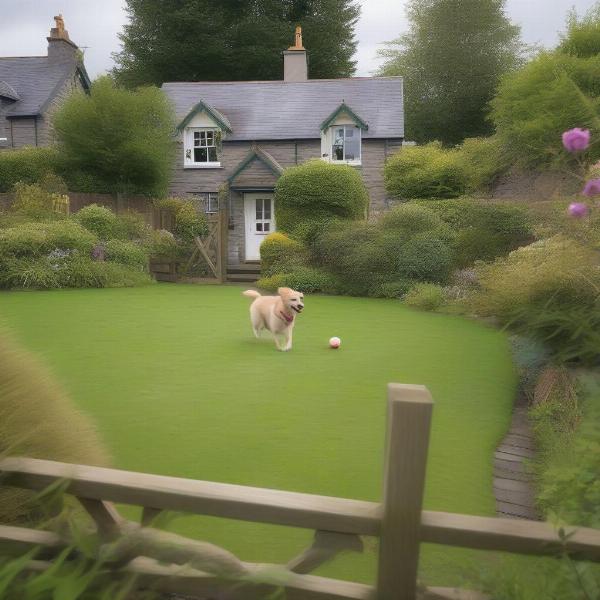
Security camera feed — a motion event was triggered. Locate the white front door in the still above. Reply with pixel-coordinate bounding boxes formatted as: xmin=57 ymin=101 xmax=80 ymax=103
xmin=244 ymin=193 xmax=275 ymax=261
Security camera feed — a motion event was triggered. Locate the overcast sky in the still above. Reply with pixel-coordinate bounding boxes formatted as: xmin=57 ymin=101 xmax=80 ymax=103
xmin=1 ymin=0 xmax=599 ymax=78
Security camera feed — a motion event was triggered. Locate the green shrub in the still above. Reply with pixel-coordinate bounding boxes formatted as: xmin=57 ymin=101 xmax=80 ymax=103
xmin=288 ymin=215 xmax=339 ymax=249
xmin=11 ymin=182 xmax=67 ymax=221
xmin=104 ymin=239 xmax=149 ymax=269
xmin=404 ymin=283 xmax=446 ymax=311
xmin=260 ymin=232 xmax=308 ymax=276
xmin=396 ymin=232 xmax=453 ymax=283
xmin=118 ymin=210 xmax=152 ymax=241
xmin=0 ymin=329 xmax=110 ymax=522
xmin=368 ymin=280 xmax=415 ymax=299
xmin=384 ymin=142 xmax=468 ymax=200
xmin=74 ymin=204 xmax=122 ymax=240
xmin=470 ymin=236 xmax=600 ymax=365
xmin=0 ymin=147 xmax=60 ymax=193
xmin=275 ymin=160 xmax=368 ymax=232
xmin=379 ymin=203 xmax=446 ymax=236
xmin=415 ymin=199 xmax=534 ymax=266
xmin=154 ymin=197 xmax=208 ymax=242
xmin=147 ymin=229 xmax=181 ymax=260
xmin=257 ymin=267 xmax=338 ymax=294
xmin=0 ymin=220 xmax=98 ymax=257
xmin=458 ymin=136 xmax=510 ymax=191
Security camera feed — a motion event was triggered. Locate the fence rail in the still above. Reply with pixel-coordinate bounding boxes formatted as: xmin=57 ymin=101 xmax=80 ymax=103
xmin=2 ymin=383 xmax=600 ymax=599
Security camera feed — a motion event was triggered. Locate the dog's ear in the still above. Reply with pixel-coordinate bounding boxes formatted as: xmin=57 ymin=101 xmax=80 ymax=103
xmin=277 ymin=287 xmax=292 ymax=297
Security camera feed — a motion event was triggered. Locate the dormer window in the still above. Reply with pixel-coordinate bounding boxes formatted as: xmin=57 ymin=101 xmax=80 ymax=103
xmin=331 ymin=125 xmax=361 ymax=163
xmin=189 ymin=128 xmax=218 ymax=164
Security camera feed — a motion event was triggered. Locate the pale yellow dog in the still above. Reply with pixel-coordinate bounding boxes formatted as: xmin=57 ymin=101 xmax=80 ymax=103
xmin=242 ymin=287 xmax=305 ymax=351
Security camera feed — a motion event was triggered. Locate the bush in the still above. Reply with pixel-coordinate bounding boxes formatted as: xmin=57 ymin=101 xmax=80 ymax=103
xmin=0 ymin=329 xmax=109 ymax=522
xmin=458 ymin=136 xmax=510 ymax=191
xmin=104 ymin=239 xmax=149 ymax=269
xmin=396 ymin=232 xmax=454 ymax=283
xmin=154 ymin=197 xmax=208 ymax=242
xmin=379 ymin=203 xmax=447 ymax=236
xmin=275 ymin=160 xmax=368 ymax=232
xmin=147 ymin=229 xmax=180 ymax=260
xmin=260 ymin=232 xmax=308 ymax=276
xmin=368 ymin=279 xmax=415 ymax=299
xmin=0 ymin=147 xmax=60 ymax=192
xmin=117 ymin=210 xmax=152 ymax=241
xmin=257 ymin=267 xmax=338 ymax=294
xmin=415 ymin=199 xmax=534 ymax=266
xmin=0 ymin=220 xmax=98 ymax=257
xmin=74 ymin=204 xmax=122 ymax=240
xmin=469 ymin=236 xmax=600 ymax=365
xmin=10 ymin=181 xmax=69 ymax=221
xmin=384 ymin=142 xmax=468 ymax=200
xmin=404 ymin=283 xmax=446 ymax=311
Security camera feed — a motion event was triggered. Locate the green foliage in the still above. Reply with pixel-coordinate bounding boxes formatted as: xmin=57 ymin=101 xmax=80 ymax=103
xmin=257 ymin=267 xmax=338 ymax=294
xmin=368 ymin=279 xmax=415 ymax=299
xmin=559 ymin=5 xmax=600 ymax=58
xmin=117 ymin=210 xmax=152 ymax=241
xmin=154 ymin=197 xmax=208 ymax=242
xmin=379 ymin=203 xmax=447 ymax=235
xmin=0 ymin=221 xmax=97 ymax=258
xmin=395 ymin=232 xmax=453 ymax=282
xmin=275 ymin=160 xmax=368 ymax=233
xmin=469 ymin=237 xmax=600 ymax=365
xmin=260 ymin=232 xmax=308 ymax=276
xmin=113 ymin=0 xmax=360 ymax=86
xmin=416 ymin=199 xmax=534 ymax=266
xmin=0 ymin=329 xmax=109 ymax=523
xmin=404 ymin=283 xmax=446 ymax=311
xmin=458 ymin=136 xmax=511 ymax=191
xmin=146 ymin=229 xmax=180 ymax=260
xmin=0 ymin=147 xmax=60 ymax=193
xmin=104 ymin=239 xmax=149 ymax=269
xmin=491 ymin=29 xmax=600 ymax=168
xmin=377 ymin=0 xmax=524 ymax=144
xmin=11 ymin=182 xmax=66 ymax=221
xmin=52 ymin=76 xmax=176 ymax=196
xmin=74 ymin=204 xmax=120 ymax=240
xmin=384 ymin=143 xmax=468 ymax=199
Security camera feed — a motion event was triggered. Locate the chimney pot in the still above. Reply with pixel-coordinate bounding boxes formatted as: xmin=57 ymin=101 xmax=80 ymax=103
xmin=47 ymin=15 xmax=79 ymax=63
xmin=283 ymin=25 xmax=308 ymax=82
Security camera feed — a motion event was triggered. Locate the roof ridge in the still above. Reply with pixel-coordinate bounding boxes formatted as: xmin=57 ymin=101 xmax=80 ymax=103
xmin=0 ymin=55 xmax=48 ymax=60
xmin=163 ymin=76 xmax=402 ymax=86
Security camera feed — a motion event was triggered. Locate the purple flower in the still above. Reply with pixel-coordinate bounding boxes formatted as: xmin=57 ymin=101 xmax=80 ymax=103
xmin=568 ymin=202 xmax=590 ymax=218
xmin=562 ymin=128 xmax=591 ymax=152
xmin=583 ymin=179 xmax=600 ymax=196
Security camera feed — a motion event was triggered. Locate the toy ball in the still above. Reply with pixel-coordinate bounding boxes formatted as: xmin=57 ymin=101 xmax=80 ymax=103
xmin=329 ymin=336 xmax=341 ymax=349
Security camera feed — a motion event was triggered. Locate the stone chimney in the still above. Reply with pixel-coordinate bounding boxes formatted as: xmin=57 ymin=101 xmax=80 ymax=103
xmin=47 ymin=14 xmax=78 ymax=63
xmin=283 ymin=26 xmax=308 ymax=82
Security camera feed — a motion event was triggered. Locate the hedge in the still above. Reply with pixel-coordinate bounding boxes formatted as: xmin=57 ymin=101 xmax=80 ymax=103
xmin=0 ymin=147 xmax=60 ymax=192
xmin=259 ymin=232 xmax=308 ymax=276
xmin=275 ymin=160 xmax=368 ymax=232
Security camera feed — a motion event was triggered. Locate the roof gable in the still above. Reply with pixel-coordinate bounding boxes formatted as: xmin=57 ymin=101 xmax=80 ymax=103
xmin=0 ymin=81 xmax=20 ymax=101
xmin=163 ymin=77 xmax=404 ymax=141
xmin=228 ymin=145 xmax=283 ymax=187
xmin=176 ymin=100 xmax=232 ymax=133
xmin=320 ymin=102 xmax=368 ymax=131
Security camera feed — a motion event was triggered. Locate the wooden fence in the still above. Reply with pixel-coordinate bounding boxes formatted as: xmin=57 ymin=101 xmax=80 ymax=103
xmin=2 ymin=384 xmax=600 ymax=599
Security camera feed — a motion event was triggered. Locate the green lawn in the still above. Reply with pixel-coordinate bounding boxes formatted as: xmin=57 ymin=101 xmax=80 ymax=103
xmin=0 ymin=284 xmax=516 ymax=586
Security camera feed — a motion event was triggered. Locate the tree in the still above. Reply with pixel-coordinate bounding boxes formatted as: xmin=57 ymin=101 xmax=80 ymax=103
xmin=377 ymin=0 xmax=524 ymax=145
xmin=491 ymin=4 xmax=600 ymax=168
xmin=52 ymin=76 xmax=176 ymax=197
xmin=113 ymin=0 xmax=359 ymax=87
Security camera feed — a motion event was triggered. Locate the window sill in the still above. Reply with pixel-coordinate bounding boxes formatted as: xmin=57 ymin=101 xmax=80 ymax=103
xmin=331 ymin=160 xmax=362 ymax=167
xmin=184 ymin=163 xmax=223 ymax=169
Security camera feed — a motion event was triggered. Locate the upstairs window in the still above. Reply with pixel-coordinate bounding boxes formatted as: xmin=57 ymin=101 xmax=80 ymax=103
xmin=185 ymin=128 xmax=220 ymax=167
xmin=330 ymin=125 xmax=361 ymax=164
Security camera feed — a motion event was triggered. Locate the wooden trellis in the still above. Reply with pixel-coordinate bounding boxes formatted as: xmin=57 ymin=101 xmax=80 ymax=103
xmin=184 ymin=210 xmax=227 ymax=282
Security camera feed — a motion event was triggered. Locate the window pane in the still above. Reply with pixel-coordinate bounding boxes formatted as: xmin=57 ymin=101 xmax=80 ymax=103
xmin=263 ymin=199 xmax=271 ymax=219
xmin=332 ymin=127 xmax=345 ymax=160
xmin=344 ymin=127 xmax=360 ymax=161
xmin=332 ymin=143 xmax=344 ymax=160
xmin=208 ymin=193 xmax=218 ymax=212
xmin=256 ymin=200 xmax=263 ymax=220
xmin=206 ymin=131 xmax=214 ymax=146
xmin=208 ymin=147 xmax=218 ymax=162
xmin=256 ymin=222 xmax=263 ymax=232
xmin=193 ymin=131 xmax=200 ymax=146
xmin=194 ymin=147 xmax=208 ymax=162
xmin=264 ymin=223 xmax=270 ymax=232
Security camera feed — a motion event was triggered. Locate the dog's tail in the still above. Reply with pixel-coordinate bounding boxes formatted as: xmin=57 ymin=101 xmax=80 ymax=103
xmin=243 ymin=289 xmax=261 ymax=299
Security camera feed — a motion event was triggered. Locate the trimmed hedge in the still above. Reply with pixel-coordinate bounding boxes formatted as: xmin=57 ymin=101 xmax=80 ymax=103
xmin=257 ymin=267 xmax=338 ymax=294
xmin=384 ymin=142 xmax=468 ymax=200
xmin=0 ymin=147 xmax=60 ymax=193
xmin=260 ymin=232 xmax=308 ymax=276
xmin=74 ymin=204 xmax=122 ymax=240
xmin=404 ymin=283 xmax=446 ymax=311
xmin=275 ymin=160 xmax=368 ymax=232
xmin=104 ymin=239 xmax=149 ymax=269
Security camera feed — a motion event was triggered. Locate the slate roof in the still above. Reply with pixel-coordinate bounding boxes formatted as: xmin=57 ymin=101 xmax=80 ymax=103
xmin=162 ymin=77 xmax=404 ymax=141
xmin=0 ymin=56 xmax=87 ymax=117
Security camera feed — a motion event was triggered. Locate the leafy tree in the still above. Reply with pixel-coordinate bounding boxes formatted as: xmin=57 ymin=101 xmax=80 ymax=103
xmin=52 ymin=76 xmax=176 ymax=197
xmin=377 ymin=0 xmax=523 ymax=145
xmin=491 ymin=4 xmax=600 ymax=168
xmin=113 ymin=0 xmax=359 ymax=87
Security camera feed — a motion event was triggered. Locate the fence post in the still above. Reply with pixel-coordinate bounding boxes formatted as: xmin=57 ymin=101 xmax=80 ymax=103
xmin=376 ymin=383 xmax=433 ymax=600
xmin=219 ymin=205 xmax=229 ymax=283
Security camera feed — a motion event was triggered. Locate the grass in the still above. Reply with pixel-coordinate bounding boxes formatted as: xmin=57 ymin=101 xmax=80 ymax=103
xmin=0 ymin=284 xmax=517 ymax=586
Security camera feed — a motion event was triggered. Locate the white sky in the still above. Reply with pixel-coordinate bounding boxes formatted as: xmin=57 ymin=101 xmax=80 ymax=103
xmin=0 ymin=0 xmax=599 ymax=78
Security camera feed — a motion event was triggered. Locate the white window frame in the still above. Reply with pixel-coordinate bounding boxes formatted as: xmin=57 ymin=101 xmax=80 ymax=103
xmin=322 ymin=125 xmax=362 ymax=165
xmin=202 ymin=192 xmax=219 ymax=214
xmin=184 ymin=127 xmax=221 ymax=168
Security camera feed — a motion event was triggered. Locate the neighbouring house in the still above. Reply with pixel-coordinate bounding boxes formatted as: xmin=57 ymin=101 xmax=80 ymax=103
xmin=0 ymin=15 xmax=90 ymax=149
xmin=162 ymin=27 xmax=404 ymax=270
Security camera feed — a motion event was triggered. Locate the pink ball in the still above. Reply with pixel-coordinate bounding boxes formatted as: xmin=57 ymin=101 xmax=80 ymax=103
xmin=329 ymin=336 xmax=341 ymax=349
